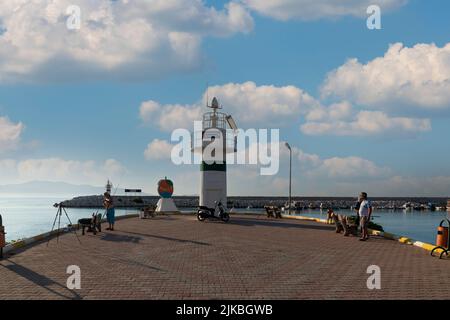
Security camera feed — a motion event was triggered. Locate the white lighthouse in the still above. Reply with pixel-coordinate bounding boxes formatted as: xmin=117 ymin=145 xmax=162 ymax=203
xmin=105 ymin=179 xmax=112 ymax=194
xmin=199 ymin=97 xmax=237 ymax=209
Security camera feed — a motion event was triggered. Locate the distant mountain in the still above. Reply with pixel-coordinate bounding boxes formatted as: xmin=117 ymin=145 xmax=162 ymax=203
xmin=0 ymin=181 xmax=106 ymax=196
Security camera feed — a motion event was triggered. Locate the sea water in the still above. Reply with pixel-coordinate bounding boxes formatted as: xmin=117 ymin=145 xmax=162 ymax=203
xmin=298 ymin=209 xmax=450 ymax=245
xmin=0 ymin=196 xmax=138 ymax=242
xmin=229 ymin=207 xmax=449 ymax=244
xmin=0 ymin=197 xmax=448 ymax=244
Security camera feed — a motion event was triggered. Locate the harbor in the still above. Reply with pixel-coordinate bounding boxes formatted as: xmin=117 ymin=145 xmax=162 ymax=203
xmin=61 ymin=195 xmax=449 ymax=211
xmin=2 ymin=195 xmax=450 ymax=245
xmin=0 ymin=0 xmax=449 ymax=305
xmin=2 ymin=214 xmax=450 ymax=300
xmin=1 ymin=95 xmax=450 ymax=301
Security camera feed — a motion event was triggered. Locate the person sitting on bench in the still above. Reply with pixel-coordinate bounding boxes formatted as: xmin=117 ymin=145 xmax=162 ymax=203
xmin=330 ymin=212 xmax=354 ymax=236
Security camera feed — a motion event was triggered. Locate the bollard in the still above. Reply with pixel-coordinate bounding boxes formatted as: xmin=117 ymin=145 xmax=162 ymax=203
xmin=0 ymin=214 xmax=5 ymax=259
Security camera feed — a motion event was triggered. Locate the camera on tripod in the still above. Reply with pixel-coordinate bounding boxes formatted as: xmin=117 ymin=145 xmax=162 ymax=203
xmin=47 ymin=201 xmax=80 ymax=246
xmin=53 ymin=202 xmax=64 ymax=208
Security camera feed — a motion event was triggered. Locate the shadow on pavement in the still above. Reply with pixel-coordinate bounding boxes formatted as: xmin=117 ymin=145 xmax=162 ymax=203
xmin=100 ymin=233 xmax=142 ymax=243
xmin=114 ymin=257 xmax=163 ymax=272
xmin=122 ymin=230 xmax=211 ymax=246
xmin=1 ymin=260 xmax=82 ymax=300
xmin=228 ymin=217 xmax=334 ymax=231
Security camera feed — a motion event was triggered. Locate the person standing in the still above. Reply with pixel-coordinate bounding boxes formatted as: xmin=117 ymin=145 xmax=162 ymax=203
xmin=103 ymin=192 xmax=115 ymax=231
xmin=358 ymin=192 xmax=372 ymax=241
xmin=326 ymin=208 xmax=334 ymax=224
xmin=353 ymin=199 xmax=361 ymax=228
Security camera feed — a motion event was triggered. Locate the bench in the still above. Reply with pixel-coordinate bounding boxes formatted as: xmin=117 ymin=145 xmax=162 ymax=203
xmin=140 ymin=205 xmax=156 ymax=219
xmin=331 ymin=214 xmax=358 ymax=236
xmin=264 ymin=206 xmax=282 ymax=219
xmin=78 ymin=213 xmax=102 ymax=235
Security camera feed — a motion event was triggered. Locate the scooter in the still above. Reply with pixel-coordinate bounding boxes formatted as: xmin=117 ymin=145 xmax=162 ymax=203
xmin=197 ymin=200 xmax=230 ymax=222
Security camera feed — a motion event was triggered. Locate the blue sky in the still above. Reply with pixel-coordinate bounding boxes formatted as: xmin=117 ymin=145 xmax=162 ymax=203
xmin=0 ymin=0 xmax=449 ymax=197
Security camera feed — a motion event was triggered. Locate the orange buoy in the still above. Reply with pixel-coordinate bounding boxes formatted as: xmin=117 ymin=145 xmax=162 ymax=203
xmin=436 ymin=220 xmax=449 ymax=247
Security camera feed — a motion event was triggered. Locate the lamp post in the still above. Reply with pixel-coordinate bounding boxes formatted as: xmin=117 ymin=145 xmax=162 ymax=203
xmin=285 ymin=142 xmax=292 ymax=215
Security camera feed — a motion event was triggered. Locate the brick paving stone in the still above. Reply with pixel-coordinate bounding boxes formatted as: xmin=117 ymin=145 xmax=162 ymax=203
xmin=0 ymin=214 xmax=449 ymax=300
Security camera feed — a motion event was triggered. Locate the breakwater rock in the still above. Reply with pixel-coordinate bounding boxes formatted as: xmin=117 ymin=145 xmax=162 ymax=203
xmin=61 ymin=195 xmax=448 ymax=210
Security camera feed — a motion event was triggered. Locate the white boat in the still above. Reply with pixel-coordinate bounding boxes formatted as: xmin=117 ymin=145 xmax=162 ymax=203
xmin=402 ymin=202 xmax=412 ymax=210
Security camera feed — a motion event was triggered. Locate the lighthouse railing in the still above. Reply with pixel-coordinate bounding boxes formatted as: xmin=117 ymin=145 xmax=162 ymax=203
xmin=202 ymin=112 xmax=227 ymax=129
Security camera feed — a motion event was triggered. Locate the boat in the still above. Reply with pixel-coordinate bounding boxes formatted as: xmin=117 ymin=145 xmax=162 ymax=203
xmin=283 ymin=201 xmax=304 ymax=211
xmin=402 ymin=202 xmax=412 ymax=210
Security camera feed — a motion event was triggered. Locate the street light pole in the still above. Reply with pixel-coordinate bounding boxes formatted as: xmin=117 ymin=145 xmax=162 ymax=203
xmin=285 ymin=142 xmax=292 ymax=215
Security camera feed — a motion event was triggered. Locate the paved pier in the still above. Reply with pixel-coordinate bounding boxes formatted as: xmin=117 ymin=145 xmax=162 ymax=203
xmin=1 ymin=214 xmax=450 ymax=300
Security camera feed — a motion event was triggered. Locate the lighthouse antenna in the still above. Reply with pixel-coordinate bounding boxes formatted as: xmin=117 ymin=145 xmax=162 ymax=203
xmin=208 ymin=97 xmax=222 ymax=110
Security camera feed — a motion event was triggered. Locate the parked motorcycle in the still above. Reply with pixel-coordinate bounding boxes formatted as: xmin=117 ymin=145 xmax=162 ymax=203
xmin=197 ymin=201 xmax=230 ymax=222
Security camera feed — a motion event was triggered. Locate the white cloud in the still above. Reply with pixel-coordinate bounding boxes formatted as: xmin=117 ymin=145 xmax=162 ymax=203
xmin=305 ymin=101 xmax=353 ymax=122
xmin=0 ymin=157 xmax=126 ymax=185
xmin=0 ymin=0 xmax=253 ymax=82
xmin=140 ymin=100 xmax=202 ymax=131
xmin=0 ymin=116 xmax=24 ymax=152
xmin=301 ymin=110 xmax=431 ymax=137
xmin=205 ymin=82 xmax=318 ymax=125
xmin=144 ymin=139 xmax=173 ymax=160
xmin=243 ymin=0 xmax=407 ymax=21
xmin=228 ymin=165 xmax=289 ymax=196
xmin=384 ymin=176 xmax=450 ymax=197
xmin=338 ymin=175 xmax=450 ymax=197
xmin=139 ymin=101 xmax=162 ymax=123
xmin=294 ymin=149 xmax=322 ymax=168
xmin=134 ymin=139 xmax=447 ymax=197
xmin=310 ymin=156 xmax=391 ymax=179
xmin=287 ymin=146 xmax=390 ymax=179
xmin=141 ymin=81 xmax=433 ymax=139
xmin=140 ymin=81 xmax=319 ymax=130
xmin=321 ymin=42 xmax=450 ymax=109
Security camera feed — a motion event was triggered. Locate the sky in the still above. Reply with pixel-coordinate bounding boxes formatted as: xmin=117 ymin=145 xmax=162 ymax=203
xmin=0 ymin=0 xmax=449 ymax=197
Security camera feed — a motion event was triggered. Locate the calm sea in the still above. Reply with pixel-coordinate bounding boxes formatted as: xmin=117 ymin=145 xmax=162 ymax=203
xmin=231 ymin=208 xmax=450 ymax=244
xmin=297 ymin=209 xmax=450 ymax=245
xmin=0 ymin=196 xmax=138 ymax=242
xmin=0 ymin=197 xmax=448 ymax=245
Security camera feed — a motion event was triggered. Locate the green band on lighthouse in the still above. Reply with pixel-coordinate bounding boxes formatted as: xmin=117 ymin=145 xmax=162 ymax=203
xmin=200 ymin=161 xmax=227 ymax=172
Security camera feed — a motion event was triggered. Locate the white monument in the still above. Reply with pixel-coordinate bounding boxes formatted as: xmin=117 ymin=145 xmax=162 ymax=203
xmin=155 ymin=177 xmax=180 ymax=214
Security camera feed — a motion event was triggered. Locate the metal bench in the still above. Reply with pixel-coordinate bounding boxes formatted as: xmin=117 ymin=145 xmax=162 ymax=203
xmin=78 ymin=213 xmax=102 ymax=235
xmin=140 ymin=205 xmax=156 ymax=219
xmin=264 ymin=206 xmax=282 ymax=219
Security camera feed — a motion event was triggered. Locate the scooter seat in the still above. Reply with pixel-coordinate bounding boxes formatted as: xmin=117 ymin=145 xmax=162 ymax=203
xmin=198 ymin=206 xmax=210 ymax=210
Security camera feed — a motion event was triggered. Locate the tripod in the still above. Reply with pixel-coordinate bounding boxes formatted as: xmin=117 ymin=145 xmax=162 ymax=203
xmin=47 ymin=203 xmax=81 ymax=246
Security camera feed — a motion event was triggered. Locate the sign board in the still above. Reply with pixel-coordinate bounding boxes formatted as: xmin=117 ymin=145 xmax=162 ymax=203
xmin=125 ymin=189 xmax=142 ymax=193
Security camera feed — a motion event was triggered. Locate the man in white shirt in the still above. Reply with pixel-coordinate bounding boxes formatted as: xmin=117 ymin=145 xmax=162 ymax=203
xmin=358 ymin=192 xmax=372 ymax=241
